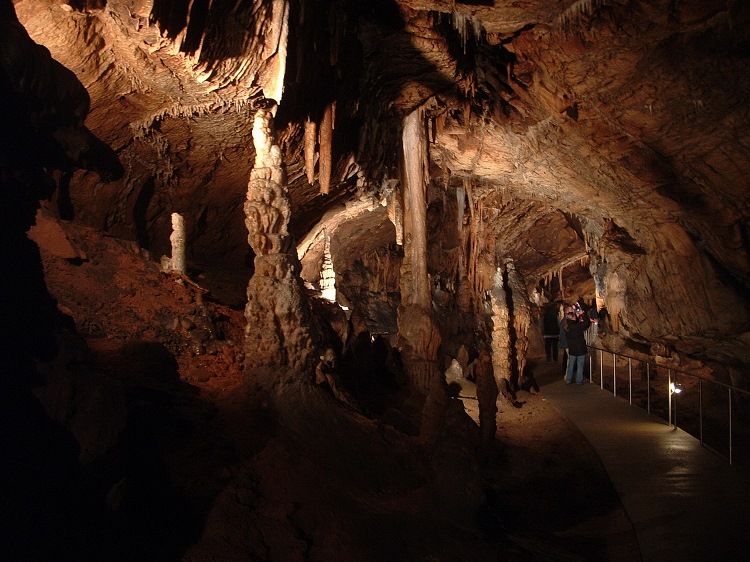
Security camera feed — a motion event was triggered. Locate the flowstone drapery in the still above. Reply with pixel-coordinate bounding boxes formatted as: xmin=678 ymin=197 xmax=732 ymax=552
xmin=243 ymin=107 xmax=316 ymax=373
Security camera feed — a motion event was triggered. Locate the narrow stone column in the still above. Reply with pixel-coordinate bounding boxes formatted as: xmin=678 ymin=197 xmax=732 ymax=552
xmin=304 ymin=119 xmax=316 ymax=185
xmin=243 ymin=107 xmax=316 ymax=373
xmin=506 ymin=258 xmax=530 ymax=382
xmin=397 ymin=109 xmax=444 ymax=443
xmin=169 ymin=212 xmax=186 ymax=275
xmin=475 ymin=348 xmax=498 ymax=448
xmin=490 ymin=266 xmax=511 ymax=390
xmin=319 ymin=102 xmax=334 ymax=195
xmin=401 ymin=108 xmax=430 ymax=309
xmin=319 ymin=233 xmax=336 ymax=303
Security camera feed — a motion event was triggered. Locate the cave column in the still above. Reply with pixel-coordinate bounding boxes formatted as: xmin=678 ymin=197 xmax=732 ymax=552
xmin=243 ymin=107 xmax=317 ymax=374
xmin=167 ymin=212 xmax=186 ymax=275
xmin=397 ymin=108 xmax=444 ymax=442
xmin=506 ymin=258 xmax=531 ymax=383
xmin=401 ymin=108 xmax=430 ymax=308
xmin=490 ymin=265 xmax=512 ymax=393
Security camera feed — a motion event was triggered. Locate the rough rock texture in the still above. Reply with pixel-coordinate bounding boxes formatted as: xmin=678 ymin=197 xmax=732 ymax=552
xmin=243 ymin=107 xmax=317 ymax=373
xmin=12 ymin=0 xmax=750 ymax=371
xmin=4 ymin=0 xmax=750 ymax=558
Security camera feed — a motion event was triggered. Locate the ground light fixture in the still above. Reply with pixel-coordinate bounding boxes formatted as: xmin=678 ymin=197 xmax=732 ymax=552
xmin=668 ymin=378 xmax=684 ymax=428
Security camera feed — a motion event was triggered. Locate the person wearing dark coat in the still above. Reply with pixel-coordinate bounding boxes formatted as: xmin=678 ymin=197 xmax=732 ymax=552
xmin=542 ymin=304 xmax=560 ymax=362
xmin=563 ymin=305 xmax=591 ymax=384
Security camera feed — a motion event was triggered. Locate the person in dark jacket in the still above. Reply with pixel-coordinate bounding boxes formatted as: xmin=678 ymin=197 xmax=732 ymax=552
xmin=542 ymin=304 xmax=561 ymax=362
xmin=563 ymin=304 xmax=591 ymax=384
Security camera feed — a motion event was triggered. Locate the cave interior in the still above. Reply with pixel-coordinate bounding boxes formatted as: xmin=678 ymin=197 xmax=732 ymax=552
xmin=2 ymin=0 xmax=750 ymax=559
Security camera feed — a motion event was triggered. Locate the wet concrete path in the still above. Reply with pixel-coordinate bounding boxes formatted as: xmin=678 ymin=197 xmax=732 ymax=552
xmin=541 ymin=371 xmax=750 ymax=562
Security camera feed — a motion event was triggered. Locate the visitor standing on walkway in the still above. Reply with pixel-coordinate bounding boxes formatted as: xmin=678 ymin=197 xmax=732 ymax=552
xmin=543 ymin=303 xmax=560 ymax=362
xmin=559 ymin=304 xmax=572 ymax=375
xmin=564 ymin=303 xmax=591 ymax=385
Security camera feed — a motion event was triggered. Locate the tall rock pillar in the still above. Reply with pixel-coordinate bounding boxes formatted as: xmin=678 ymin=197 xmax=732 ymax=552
xmin=506 ymin=258 xmax=531 ymax=383
xmin=243 ymin=107 xmax=316 ymax=374
xmin=397 ymin=109 xmax=444 ymax=442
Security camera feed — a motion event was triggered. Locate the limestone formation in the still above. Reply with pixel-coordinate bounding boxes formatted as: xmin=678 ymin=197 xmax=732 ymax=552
xmin=506 ymin=258 xmax=531 ymax=383
xmin=319 ymin=233 xmax=336 ymax=302
xmin=490 ymin=265 xmax=511 ymax=388
xmin=243 ymin=107 xmax=316 ymax=373
xmin=163 ymin=212 xmax=186 ymax=275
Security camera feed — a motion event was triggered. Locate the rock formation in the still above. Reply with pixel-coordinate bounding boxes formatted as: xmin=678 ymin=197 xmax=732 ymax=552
xmin=5 ymin=0 xmax=750 ymax=557
xmin=243 ymin=107 xmax=316 ymax=373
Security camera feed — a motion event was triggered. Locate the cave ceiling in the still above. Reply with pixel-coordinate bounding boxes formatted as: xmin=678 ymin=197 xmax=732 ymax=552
xmin=9 ymin=0 xmax=750 ymax=360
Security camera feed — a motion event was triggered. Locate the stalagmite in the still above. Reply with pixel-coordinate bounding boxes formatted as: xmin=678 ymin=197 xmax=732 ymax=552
xmin=319 ymin=102 xmax=334 ymax=195
xmin=506 ymin=258 xmax=531 ymax=384
xmin=304 ymin=119 xmax=316 ymax=185
xmin=319 ymin=233 xmax=336 ymax=302
xmin=243 ymin=107 xmax=317 ymax=373
xmin=167 ymin=212 xmax=186 ymax=275
xmin=474 ymin=349 xmax=498 ymax=448
xmin=490 ymin=266 xmax=512 ymax=389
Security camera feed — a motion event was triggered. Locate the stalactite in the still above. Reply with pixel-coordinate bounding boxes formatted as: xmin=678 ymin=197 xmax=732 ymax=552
xmin=264 ymin=0 xmax=290 ymax=104
xmin=387 ymin=187 xmax=404 ymax=246
xmin=304 ymin=118 xmax=316 ymax=185
xmin=319 ymin=102 xmax=334 ymax=195
xmin=451 ymin=10 xmax=483 ymax=54
xmin=559 ymin=266 xmax=564 ymax=299
xmin=464 ymin=178 xmax=479 ymax=300
xmin=456 ymin=184 xmax=464 ymax=234
xmin=558 ymin=0 xmax=605 ymax=29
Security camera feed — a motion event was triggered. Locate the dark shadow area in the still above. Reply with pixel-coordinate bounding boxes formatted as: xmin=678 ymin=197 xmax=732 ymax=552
xmin=133 ymin=177 xmax=156 ymax=249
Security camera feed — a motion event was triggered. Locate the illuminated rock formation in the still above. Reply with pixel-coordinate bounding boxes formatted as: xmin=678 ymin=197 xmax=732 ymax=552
xmin=490 ymin=265 xmax=511 ymax=390
xmin=161 ymin=212 xmax=186 ymax=275
xmin=243 ymin=107 xmax=316 ymax=373
xmin=506 ymin=258 xmax=531 ymax=383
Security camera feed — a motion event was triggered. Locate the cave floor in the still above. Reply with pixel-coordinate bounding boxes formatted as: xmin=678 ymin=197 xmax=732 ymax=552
xmin=498 ymin=359 xmax=750 ymax=562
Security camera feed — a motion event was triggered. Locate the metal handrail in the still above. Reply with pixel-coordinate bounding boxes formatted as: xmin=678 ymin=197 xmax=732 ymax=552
xmin=587 ymin=344 xmax=750 ymax=465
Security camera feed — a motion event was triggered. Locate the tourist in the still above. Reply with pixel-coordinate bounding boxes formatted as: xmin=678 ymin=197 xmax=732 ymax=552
xmin=564 ymin=304 xmax=591 ymax=385
xmin=543 ymin=303 xmax=560 ymax=362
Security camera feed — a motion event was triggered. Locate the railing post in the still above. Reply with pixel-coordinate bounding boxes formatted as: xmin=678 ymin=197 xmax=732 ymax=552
xmin=668 ymin=370 xmax=673 ymax=427
xmin=699 ymin=379 xmax=703 ymax=445
xmin=729 ymin=388 xmax=733 ymax=465
xmin=647 ymin=363 xmax=650 ymax=415
xmin=628 ymin=357 xmax=632 ymax=405
xmin=589 ymin=348 xmax=592 ymax=382
xmin=613 ymin=352 xmax=617 ymax=397
xmin=599 ymin=349 xmax=603 ymax=389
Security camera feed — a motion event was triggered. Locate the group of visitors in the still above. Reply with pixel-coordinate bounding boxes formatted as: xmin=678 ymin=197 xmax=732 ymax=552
xmin=542 ymin=299 xmax=600 ymax=385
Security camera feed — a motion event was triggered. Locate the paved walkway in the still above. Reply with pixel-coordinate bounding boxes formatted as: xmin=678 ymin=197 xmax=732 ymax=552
xmin=541 ymin=374 xmax=750 ymax=562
